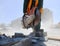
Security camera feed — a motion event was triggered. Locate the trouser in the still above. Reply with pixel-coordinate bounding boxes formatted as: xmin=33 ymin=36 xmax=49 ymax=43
xmin=23 ymin=0 xmax=43 ymax=31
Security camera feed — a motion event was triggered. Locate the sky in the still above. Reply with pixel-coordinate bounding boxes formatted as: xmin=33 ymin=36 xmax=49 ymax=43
xmin=0 ymin=0 xmax=60 ymax=24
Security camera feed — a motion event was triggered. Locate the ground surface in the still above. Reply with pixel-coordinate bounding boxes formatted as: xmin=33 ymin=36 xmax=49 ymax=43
xmin=45 ymin=40 xmax=60 ymax=46
xmin=11 ymin=39 xmax=60 ymax=46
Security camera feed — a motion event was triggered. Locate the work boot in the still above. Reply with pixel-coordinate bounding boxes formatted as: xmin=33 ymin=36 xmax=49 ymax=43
xmin=35 ymin=29 xmax=44 ymax=37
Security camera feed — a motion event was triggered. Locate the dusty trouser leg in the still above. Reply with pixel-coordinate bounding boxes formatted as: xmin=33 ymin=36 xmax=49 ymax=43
xmin=34 ymin=0 xmax=43 ymax=29
xmin=23 ymin=0 xmax=32 ymax=28
xmin=33 ymin=0 xmax=43 ymax=37
xmin=33 ymin=11 xmax=41 ymax=37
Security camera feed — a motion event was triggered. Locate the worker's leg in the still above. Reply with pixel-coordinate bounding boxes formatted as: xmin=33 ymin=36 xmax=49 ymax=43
xmin=33 ymin=0 xmax=43 ymax=37
xmin=35 ymin=0 xmax=43 ymax=30
xmin=34 ymin=11 xmax=41 ymax=32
